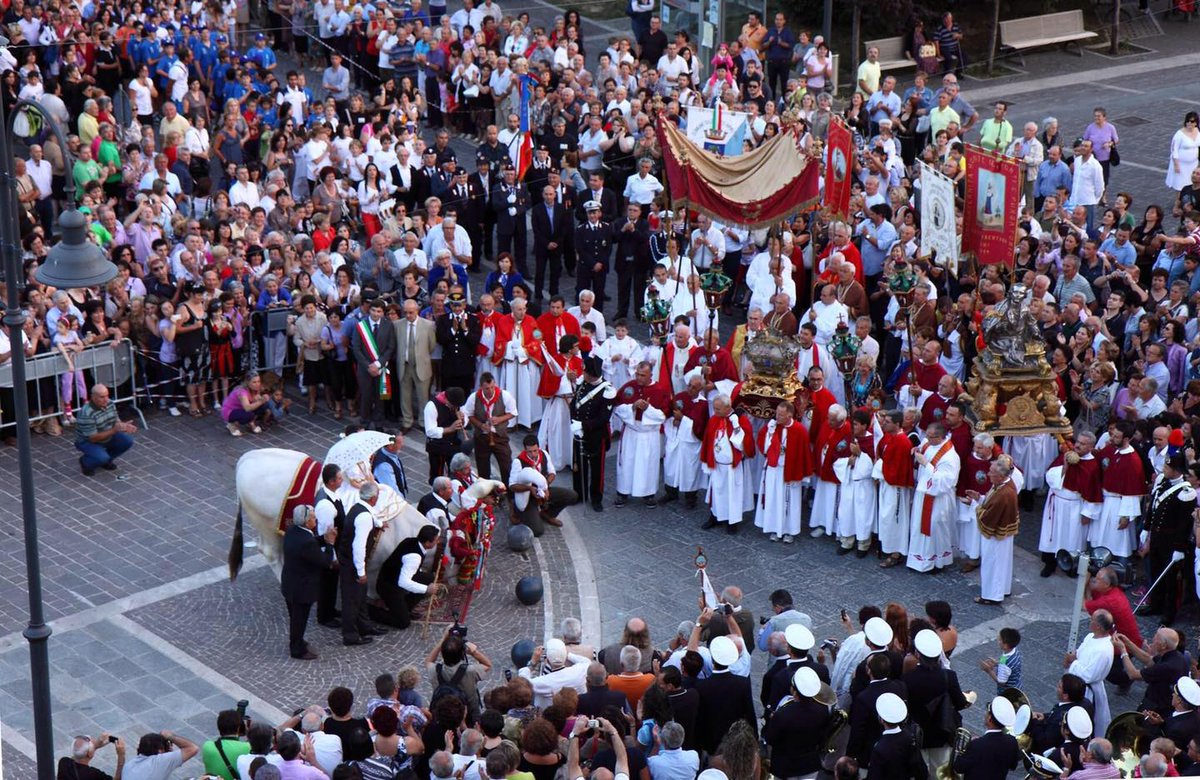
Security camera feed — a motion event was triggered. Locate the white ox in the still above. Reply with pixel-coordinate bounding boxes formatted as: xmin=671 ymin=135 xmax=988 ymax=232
xmin=227 ymin=447 xmax=427 ymax=599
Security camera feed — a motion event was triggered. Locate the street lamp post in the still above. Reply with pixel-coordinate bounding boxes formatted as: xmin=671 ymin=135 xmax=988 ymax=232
xmin=0 ymin=98 xmax=117 ymax=780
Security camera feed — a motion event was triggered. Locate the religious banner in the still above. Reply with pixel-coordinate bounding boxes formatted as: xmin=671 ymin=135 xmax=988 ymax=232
xmin=656 ymin=118 xmax=820 ymax=229
xmin=919 ymin=162 xmax=958 ymax=269
xmin=962 ymin=145 xmax=1021 ymax=266
xmin=685 ymin=106 xmax=750 ymax=156
xmin=823 ymin=117 xmax=853 ymax=221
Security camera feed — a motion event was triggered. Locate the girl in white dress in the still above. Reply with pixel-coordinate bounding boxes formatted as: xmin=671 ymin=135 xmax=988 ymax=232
xmin=1166 ymin=111 xmax=1200 ymax=191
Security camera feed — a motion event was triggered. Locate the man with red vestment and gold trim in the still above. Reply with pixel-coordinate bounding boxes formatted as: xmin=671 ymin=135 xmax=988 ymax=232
xmin=536 ymin=295 xmax=582 ymax=359
xmin=537 ymin=334 xmax=584 ymax=471
xmin=700 ymin=394 xmax=755 ymax=535
xmin=1040 ymin=431 xmax=1103 ymax=577
xmin=754 ymin=399 xmax=812 ymax=543
xmin=810 ymin=403 xmax=851 ymax=540
xmin=907 ymin=421 xmax=961 ymax=573
xmin=613 ymin=361 xmax=671 ymax=508
xmin=651 ymin=322 xmax=701 ymax=394
xmin=1089 ymin=419 xmax=1147 ymax=560
xmin=493 ymin=298 xmax=545 ymax=428
xmin=875 ymin=410 xmax=915 ymax=568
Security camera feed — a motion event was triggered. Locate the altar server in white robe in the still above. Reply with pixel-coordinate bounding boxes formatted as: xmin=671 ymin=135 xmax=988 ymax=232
xmin=497 ymin=299 xmax=545 ymax=428
xmin=594 ymin=320 xmax=644 ymax=435
xmin=811 ymin=403 xmax=851 ymax=538
xmin=754 ymin=399 xmax=813 ymax=543
xmin=476 ymin=296 xmax=503 ymax=386
xmin=612 ymin=361 xmax=670 ymax=507
xmin=833 ymin=409 xmax=878 ymax=556
xmin=700 ymin=395 xmax=754 ymax=533
xmin=1067 ymin=609 xmax=1116 ymax=736
xmin=664 ymin=369 xmax=710 ymax=504
xmin=1040 ymin=431 xmax=1103 ymax=574
xmin=907 ymin=421 xmax=961 ymax=573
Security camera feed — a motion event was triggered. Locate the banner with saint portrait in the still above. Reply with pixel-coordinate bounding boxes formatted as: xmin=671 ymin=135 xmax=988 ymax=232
xmin=919 ymin=163 xmax=958 ymax=270
xmin=823 ymin=117 xmax=853 ymax=221
xmin=962 ymin=145 xmax=1021 ymax=266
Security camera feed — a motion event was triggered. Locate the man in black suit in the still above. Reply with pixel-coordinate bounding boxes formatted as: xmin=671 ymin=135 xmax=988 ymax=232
xmin=436 ymin=292 xmax=482 ymax=395
xmin=312 ymin=464 xmax=346 ymax=628
xmin=694 ymin=634 xmax=758 ymax=754
xmin=469 ymin=156 xmax=497 ymax=265
xmin=577 ymin=662 xmax=633 ymax=717
xmin=444 ymin=169 xmax=480 ymax=246
xmin=491 ymin=164 xmax=530 ymax=276
xmin=417 ymin=476 xmax=455 ymax=525
xmin=412 ymin=148 xmax=441 ymax=206
xmin=953 ymin=697 xmax=1022 ymax=780
xmin=848 ymin=652 xmax=909 ymax=769
xmin=281 ymin=505 xmax=336 ymax=659
xmin=765 ymin=624 xmax=831 ymax=718
xmin=661 ymin=666 xmax=700 ymax=751
xmin=575 ymin=200 xmax=613 ymax=311
xmin=372 ymin=524 xmax=443 ymax=630
xmin=904 ymin=629 xmax=970 ymax=768
xmin=850 ymin=616 xmax=904 ymax=698
xmin=351 ymin=299 xmax=397 ymax=427
xmin=524 ymin=145 xmax=554 ymax=199
xmin=547 ymin=169 xmax=577 ymax=275
xmin=576 ymin=170 xmax=618 ymax=224
xmin=531 ymin=183 xmax=569 ymax=298
xmin=612 ymin=202 xmax=652 ymax=320
xmin=868 ymin=693 xmax=928 ymax=780
xmin=763 ymin=667 xmax=833 ymax=780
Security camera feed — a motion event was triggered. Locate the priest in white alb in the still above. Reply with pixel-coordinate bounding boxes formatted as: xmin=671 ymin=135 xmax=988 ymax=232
xmin=612 ymin=361 xmax=671 ymax=508
xmin=594 ymin=319 xmax=644 ymax=434
xmin=1067 ymin=609 xmax=1116 ymax=735
xmin=1039 ymin=431 xmax=1103 ymax=576
xmin=753 ymin=399 xmax=812 ymax=543
xmin=663 ymin=368 xmax=710 ymax=507
xmin=700 ymin=395 xmax=754 ymax=534
xmin=874 ymin=410 xmax=914 ymax=568
xmin=907 ymin=421 xmax=961 ymax=573
xmin=494 ymin=298 xmax=545 ymax=428
xmin=833 ymin=409 xmax=878 ymax=557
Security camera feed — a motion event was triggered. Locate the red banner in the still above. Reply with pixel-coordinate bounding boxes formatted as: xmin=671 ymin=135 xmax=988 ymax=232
xmin=823 ymin=118 xmax=853 ymax=221
xmin=962 ymin=145 xmax=1021 ymax=266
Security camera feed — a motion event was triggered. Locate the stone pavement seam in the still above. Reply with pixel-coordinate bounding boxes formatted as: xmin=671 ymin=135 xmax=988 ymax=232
xmin=0 ymin=558 xmax=268 ymax=655
xmin=107 ymin=614 xmax=289 ymax=724
xmin=1 ymin=721 xmax=40 ymax=765
xmin=531 ymin=536 xmax=556 ymax=644
xmin=558 ymin=508 xmax=603 ymax=648
xmin=966 ymin=51 xmax=1200 ymax=102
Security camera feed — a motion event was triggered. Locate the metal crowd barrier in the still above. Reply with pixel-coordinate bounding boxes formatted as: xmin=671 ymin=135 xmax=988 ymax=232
xmin=0 ymin=338 xmax=149 ymax=431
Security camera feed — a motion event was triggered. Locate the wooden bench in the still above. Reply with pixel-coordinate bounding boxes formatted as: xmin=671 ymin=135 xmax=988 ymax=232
xmin=863 ymin=36 xmax=918 ymax=72
xmin=999 ymin=10 xmax=1098 ymax=65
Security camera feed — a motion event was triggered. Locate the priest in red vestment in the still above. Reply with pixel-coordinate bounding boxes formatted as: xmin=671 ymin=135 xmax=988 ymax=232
xmin=685 ymin=330 xmax=740 ymax=395
xmin=754 ymin=400 xmax=813 ymax=542
xmin=536 ymin=297 xmax=582 ymax=359
xmin=811 ymin=404 xmax=852 ymax=539
xmin=1089 ymin=421 xmax=1147 ymax=558
xmin=1040 ymin=431 xmax=1104 ymax=576
xmin=815 ymin=227 xmax=864 ymax=285
xmin=493 ymin=300 xmax=545 ymax=429
xmin=653 ymin=323 xmax=701 ymax=394
xmin=701 ymin=395 xmax=755 ymax=533
xmin=897 ymin=341 xmax=950 ymax=393
xmin=613 ymin=362 xmax=672 ymax=506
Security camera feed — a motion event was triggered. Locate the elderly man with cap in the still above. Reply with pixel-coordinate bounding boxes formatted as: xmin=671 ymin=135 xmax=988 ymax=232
xmin=765 ymin=624 xmax=829 ymax=719
xmin=1067 ymin=609 xmax=1116 ymax=735
xmin=424 ymin=386 xmax=472 ymax=482
xmin=281 ymin=505 xmax=338 ymax=659
xmin=664 ymin=367 xmax=711 ymax=509
xmin=371 ymin=524 xmax=445 ymax=630
xmin=954 ymin=696 xmax=1022 ymax=780
xmin=518 ymin=638 xmax=592 ymax=708
xmin=868 ymin=692 xmax=927 ymax=780
xmin=763 ymin=666 xmax=832 ymax=780
xmin=694 ymin=634 xmax=758 ymax=755
xmin=1140 ymin=677 xmax=1200 ymax=767
xmin=849 ymin=657 xmax=910 ymax=773
xmin=905 ymin=629 xmax=971 ymax=771
xmin=571 ymin=355 xmax=617 ymax=511
xmin=976 ymin=454 xmax=1020 ymax=606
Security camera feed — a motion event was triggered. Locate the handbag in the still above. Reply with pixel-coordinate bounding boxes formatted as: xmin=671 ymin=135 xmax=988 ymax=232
xmin=1110 ymin=145 xmax=1121 ymax=167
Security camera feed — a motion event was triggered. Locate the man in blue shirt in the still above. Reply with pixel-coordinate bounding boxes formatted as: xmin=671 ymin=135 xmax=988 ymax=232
xmin=762 ymin=13 xmax=794 ymax=105
xmin=1156 ymin=242 xmax=1190 ymax=286
xmin=1099 ymin=225 xmax=1136 ymax=270
xmin=246 ymin=33 xmax=278 ymax=74
xmin=866 ymin=76 xmax=901 ymax=136
xmin=1035 ymin=146 xmax=1072 ymax=211
xmin=857 ymin=203 xmax=898 ymax=280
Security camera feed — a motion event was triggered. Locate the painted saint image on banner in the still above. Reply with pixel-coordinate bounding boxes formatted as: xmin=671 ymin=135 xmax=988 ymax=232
xmin=831 ymin=148 xmax=848 ymax=182
xmin=976 ymin=169 xmax=1006 ymax=230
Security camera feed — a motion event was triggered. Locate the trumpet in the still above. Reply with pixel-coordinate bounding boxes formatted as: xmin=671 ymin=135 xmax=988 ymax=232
xmin=936 ymin=728 xmax=975 ymax=780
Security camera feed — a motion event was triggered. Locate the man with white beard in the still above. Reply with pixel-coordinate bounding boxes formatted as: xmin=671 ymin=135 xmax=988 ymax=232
xmin=753 ymin=399 xmax=812 ymax=543
xmin=700 ymin=395 xmax=754 ymax=535
xmin=663 ymin=369 xmax=709 ymax=509
xmin=494 ymin=298 xmax=545 ymax=428
xmin=907 ymin=421 xmax=961 ymax=573
xmin=612 ymin=361 xmax=671 ymax=508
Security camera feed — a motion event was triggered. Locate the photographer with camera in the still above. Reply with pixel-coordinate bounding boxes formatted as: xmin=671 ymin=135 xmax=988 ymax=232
xmin=755 ymin=589 xmax=813 ymax=655
xmin=122 ymin=731 xmax=199 ymax=780
xmin=200 ymin=709 xmax=252 ymax=780
xmin=425 ymin=625 xmax=493 ymax=724
xmin=568 ymin=717 xmax=629 ymax=780
xmin=59 ymin=733 xmax=127 ymax=780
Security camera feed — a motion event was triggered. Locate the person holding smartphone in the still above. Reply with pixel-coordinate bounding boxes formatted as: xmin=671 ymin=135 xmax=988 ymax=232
xmin=59 ymin=734 xmax=127 ymax=780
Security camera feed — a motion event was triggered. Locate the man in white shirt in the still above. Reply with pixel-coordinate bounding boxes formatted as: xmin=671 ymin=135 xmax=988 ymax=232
xmin=568 ymin=290 xmax=607 ymax=342
xmin=1129 ymin=376 xmax=1166 ymax=421
xmin=623 ymin=157 xmax=663 ymax=206
xmin=656 ymin=43 xmax=687 ymax=93
xmin=228 ymin=165 xmax=261 ymax=209
xmin=518 ymin=638 xmax=590 ymax=707
xmin=1071 ymin=139 xmax=1106 ymax=231
xmin=577 ymin=115 xmax=608 ymax=173
xmin=26 ymin=144 xmax=53 ymax=230
xmin=168 ymin=52 xmax=190 ymax=103
xmin=139 ymin=153 xmax=184 ymax=199
xmin=277 ymin=71 xmax=309 ymax=125
xmin=689 ymin=215 xmax=725 ymax=272
xmin=804 ymin=284 xmax=851 ymax=344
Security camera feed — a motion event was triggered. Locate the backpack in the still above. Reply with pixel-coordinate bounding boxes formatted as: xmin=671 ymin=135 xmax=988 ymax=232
xmin=431 ymin=663 xmax=472 ymax=709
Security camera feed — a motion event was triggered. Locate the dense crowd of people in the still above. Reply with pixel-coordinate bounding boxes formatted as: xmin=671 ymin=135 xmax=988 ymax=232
xmin=7 ymin=0 xmax=1200 ymax=778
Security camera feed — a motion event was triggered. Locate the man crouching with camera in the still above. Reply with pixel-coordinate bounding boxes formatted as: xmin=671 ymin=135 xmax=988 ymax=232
xmin=60 ymin=733 xmax=127 ymax=780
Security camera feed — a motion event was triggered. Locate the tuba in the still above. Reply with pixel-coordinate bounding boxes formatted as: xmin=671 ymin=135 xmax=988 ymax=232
xmin=1106 ymin=711 xmax=1150 ymax=778
xmin=1001 ymin=688 xmax=1034 ymax=751
xmin=936 ymin=728 xmax=975 ymax=780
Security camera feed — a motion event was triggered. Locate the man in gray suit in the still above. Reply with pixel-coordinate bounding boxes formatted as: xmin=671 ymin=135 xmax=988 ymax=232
xmin=394 ymin=299 xmax=436 ymax=431
xmin=350 ymin=298 xmax=397 ymax=427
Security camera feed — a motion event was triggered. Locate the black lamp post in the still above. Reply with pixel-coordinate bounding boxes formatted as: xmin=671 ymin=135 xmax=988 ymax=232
xmin=1 ymin=97 xmax=117 ymax=780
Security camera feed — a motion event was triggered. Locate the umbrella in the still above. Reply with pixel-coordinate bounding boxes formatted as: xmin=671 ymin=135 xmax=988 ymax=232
xmin=324 ymin=430 xmax=393 ymax=483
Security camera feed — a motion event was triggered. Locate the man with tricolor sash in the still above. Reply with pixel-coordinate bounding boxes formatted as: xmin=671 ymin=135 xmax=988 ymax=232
xmin=906 ymin=421 xmax=961 ymax=573
xmin=350 ymin=299 xmax=396 ymax=427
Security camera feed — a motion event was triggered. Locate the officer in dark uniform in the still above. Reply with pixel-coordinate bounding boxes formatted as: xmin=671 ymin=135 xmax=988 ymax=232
xmin=1142 ymin=454 xmax=1196 ymax=625
xmin=570 ymin=355 xmax=615 ymax=511
xmin=1050 ymin=706 xmax=1092 ymax=776
xmin=312 ymin=464 xmax=346 ymax=628
xmin=490 ymin=163 xmax=531 ymax=275
xmin=867 ymin=692 xmax=927 ymax=780
xmin=468 ymin=155 xmax=497 ymax=265
xmin=612 ymin=202 xmax=652 ymax=320
xmin=436 ymin=291 xmax=483 ymax=395
xmin=575 ymin=200 xmax=613 ymax=310
xmin=765 ymin=624 xmax=831 ymax=719
xmin=762 ymin=667 xmax=833 ymax=779
xmin=445 ymin=169 xmax=484 ymax=271
xmin=953 ymin=697 xmax=1022 ymax=780
xmin=904 ymin=630 xmax=969 ymax=760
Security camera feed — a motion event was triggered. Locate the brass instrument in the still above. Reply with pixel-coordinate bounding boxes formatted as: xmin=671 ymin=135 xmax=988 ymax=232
xmin=1001 ymin=688 xmax=1034 ymax=751
xmin=936 ymin=727 xmax=975 ymax=780
xmin=1105 ymin=711 xmax=1150 ymax=778
xmin=818 ymin=708 xmax=850 ymax=774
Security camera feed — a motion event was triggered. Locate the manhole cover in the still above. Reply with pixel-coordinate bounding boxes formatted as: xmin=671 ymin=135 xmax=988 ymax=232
xmin=1112 ymin=115 xmax=1151 ymax=126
